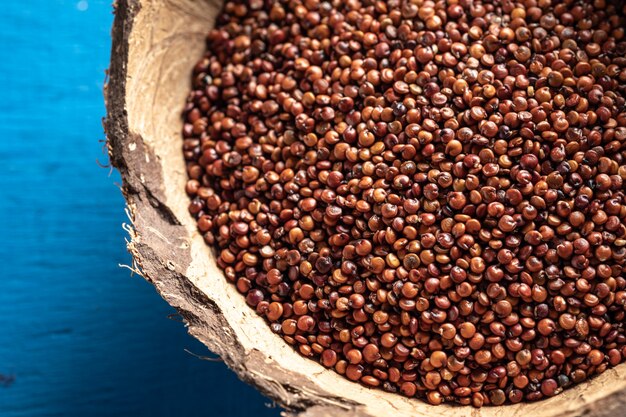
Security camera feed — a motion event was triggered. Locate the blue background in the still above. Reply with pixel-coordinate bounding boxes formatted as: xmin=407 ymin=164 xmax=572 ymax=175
xmin=0 ymin=1 xmax=279 ymax=416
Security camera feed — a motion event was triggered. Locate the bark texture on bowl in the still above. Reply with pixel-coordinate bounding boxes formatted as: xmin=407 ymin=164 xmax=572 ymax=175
xmin=104 ymin=0 xmax=626 ymax=415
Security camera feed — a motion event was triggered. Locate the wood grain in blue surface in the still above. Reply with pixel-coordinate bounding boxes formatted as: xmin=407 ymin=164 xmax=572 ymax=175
xmin=0 ymin=1 xmax=279 ymax=416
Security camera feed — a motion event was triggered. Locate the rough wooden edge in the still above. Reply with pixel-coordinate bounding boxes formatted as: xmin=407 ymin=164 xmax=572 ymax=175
xmin=103 ymin=0 xmax=626 ymax=416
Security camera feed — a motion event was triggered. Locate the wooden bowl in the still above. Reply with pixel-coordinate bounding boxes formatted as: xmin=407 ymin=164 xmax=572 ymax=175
xmin=105 ymin=0 xmax=626 ymax=415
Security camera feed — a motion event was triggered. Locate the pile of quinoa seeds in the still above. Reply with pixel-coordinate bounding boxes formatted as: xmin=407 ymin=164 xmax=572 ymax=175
xmin=183 ymin=0 xmax=626 ymax=407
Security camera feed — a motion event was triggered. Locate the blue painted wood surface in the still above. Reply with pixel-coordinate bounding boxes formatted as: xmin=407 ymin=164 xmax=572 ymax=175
xmin=0 ymin=1 xmax=280 ymax=416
